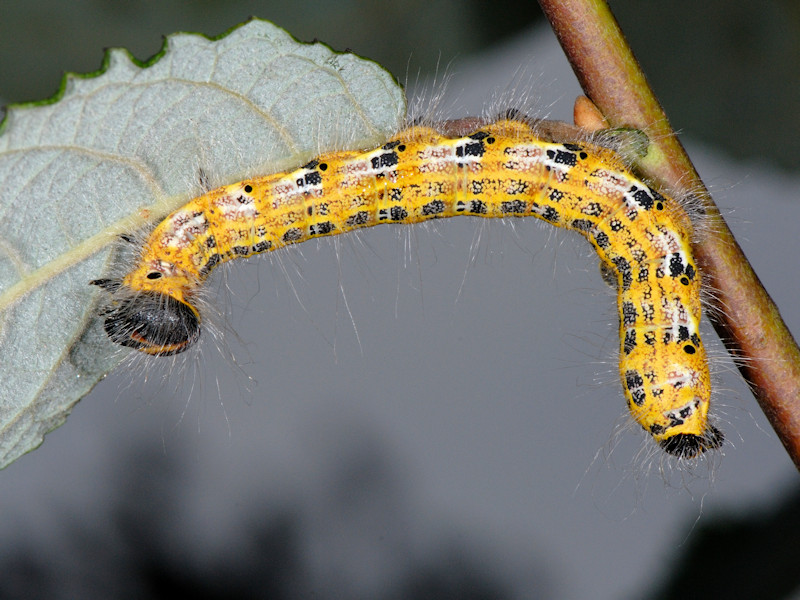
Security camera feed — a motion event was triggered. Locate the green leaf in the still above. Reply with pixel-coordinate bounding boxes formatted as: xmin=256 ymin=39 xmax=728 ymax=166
xmin=0 ymin=18 xmax=406 ymax=468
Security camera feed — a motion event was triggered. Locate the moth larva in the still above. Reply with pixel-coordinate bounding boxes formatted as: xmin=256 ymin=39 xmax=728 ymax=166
xmin=92 ymin=116 xmax=723 ymax=458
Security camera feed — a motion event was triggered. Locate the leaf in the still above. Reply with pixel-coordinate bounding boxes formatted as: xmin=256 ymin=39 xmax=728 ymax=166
xmin=0 ymin=18 xmax=406 ymax=469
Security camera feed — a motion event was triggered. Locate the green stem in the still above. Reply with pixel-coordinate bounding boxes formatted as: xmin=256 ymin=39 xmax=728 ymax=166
xmin=539 ymin=0 xmax=800 ymax=471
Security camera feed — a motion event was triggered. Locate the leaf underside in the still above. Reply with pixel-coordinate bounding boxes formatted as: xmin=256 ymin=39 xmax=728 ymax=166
xmin=0 ymin=18 xmax=406 ymax=469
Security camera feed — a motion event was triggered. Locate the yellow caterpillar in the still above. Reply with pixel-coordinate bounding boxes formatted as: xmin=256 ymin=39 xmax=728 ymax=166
xmin=92 ymin=115 xmax=722 ymax=458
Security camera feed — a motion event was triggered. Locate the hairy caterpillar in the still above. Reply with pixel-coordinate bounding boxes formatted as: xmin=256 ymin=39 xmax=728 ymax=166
xmin=92 ymin=114 xmax=723 ymax=458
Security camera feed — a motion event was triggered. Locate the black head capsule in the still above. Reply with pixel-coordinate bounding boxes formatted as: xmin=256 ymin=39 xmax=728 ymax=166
xmin=99 ymin=289 xmax=201 ymax=356
xmin=659 ymin=425 xmax=724 ymax=458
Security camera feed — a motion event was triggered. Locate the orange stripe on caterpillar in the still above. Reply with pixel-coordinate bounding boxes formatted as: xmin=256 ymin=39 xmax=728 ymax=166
xmin=91 ymin=116 xmax=722 ymax=457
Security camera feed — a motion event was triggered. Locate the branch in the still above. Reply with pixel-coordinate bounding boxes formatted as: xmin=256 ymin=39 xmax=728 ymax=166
xmin=538 ymin=0 xmax=800 ymax=470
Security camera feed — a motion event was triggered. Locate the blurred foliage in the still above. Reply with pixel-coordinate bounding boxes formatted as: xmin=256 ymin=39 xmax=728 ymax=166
xmin=0 ymin=0 xmax=541 ymax=103
xmin=2 ymin=1 xmax=798 ymax=168
xmin=0 ymin=436 xmax=529 ymax=599
xmin=614 ymin=0 xmax=800 ymax=171
xmin=646 ymin=484 xmax=800 ymax=600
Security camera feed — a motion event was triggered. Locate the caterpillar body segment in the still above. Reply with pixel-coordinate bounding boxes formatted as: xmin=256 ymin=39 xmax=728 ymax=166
xmin=93 ymin=117 xmax=720 ymax=456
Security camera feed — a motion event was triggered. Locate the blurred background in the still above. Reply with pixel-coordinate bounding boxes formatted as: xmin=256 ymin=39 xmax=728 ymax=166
xmin=1 ymin=1 xmax=799 ymax=598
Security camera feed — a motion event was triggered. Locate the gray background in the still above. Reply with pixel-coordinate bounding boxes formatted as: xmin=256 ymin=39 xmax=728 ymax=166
xmin=1 ymin=2 xmax=799 ymax=598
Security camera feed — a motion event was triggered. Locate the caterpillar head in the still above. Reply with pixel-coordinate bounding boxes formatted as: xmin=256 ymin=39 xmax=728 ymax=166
xmin=91 ymin=279 xmax=201 ymax=356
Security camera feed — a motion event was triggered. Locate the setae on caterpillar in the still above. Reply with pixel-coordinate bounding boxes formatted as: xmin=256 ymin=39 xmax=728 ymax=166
xmin=91 ymin=113 xmax=723 ymax=459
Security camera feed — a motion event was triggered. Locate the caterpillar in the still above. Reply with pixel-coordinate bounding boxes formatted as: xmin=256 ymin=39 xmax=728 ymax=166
xmin=91 ymin=114 xmax=723 ymax=458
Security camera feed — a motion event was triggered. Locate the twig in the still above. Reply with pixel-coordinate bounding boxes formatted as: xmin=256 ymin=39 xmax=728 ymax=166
xmin=538 ymin=0 xmax=800 ymax=470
